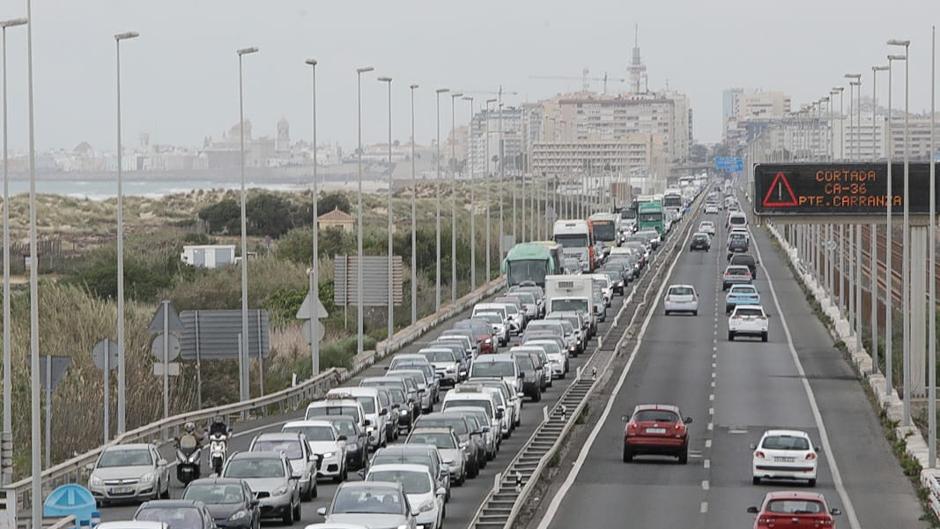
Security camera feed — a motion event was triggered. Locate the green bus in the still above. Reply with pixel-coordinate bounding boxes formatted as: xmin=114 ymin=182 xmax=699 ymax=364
xmin=637 ymin=201 xmax=665 ymax=235
xmin=501 ymin=242 xmax=563 ymax=287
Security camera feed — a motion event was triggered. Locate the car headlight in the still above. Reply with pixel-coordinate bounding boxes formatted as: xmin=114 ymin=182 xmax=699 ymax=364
xmin=400 ymin=409 xmax=409 ymax=417
xmin=398 ymin=525 xmax=409 ymax=529
xmin=89 ymin=474 xmax=103 ymax=487
xmin=229 ymin=510 xmax=249 ymax=521
xmin=140 ymin=472 xmax=155 ymax=483
xmin=366 ymin=426 xmax=375 ymax=433
xmin=442 ymin=458 xmax=454 ymax=465
xmin=321 ymin=452 xmax=335 ymax=459
xmin=273 ymin=486 xmax=288 ymax=496
xmin=459 ymin=441 xmax=469 ymax=450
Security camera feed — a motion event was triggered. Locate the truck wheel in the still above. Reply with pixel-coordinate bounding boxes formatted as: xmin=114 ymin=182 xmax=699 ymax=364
xmin=728 ymin=331 xmax=735 ymax=341
xmin=761 ymin=332 xmax=768 ymax=342
xmin=622 ymin=445 xmax=633 ymax=463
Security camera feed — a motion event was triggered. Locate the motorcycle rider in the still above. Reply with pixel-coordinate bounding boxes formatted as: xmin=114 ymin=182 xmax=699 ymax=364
xmin=175 ymin=421 xmax=204 ymax=485
xmin=207 ymin=416 xmax=230 ymax=476
xmin=208 ymin=416 xmax=230 ymax=437
xmin=177 ymin=421 xmax=204 ymax=445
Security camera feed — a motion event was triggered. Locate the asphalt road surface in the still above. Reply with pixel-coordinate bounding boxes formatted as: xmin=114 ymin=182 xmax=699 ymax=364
xmin=538 ymin=206 xmax=925 ymax=529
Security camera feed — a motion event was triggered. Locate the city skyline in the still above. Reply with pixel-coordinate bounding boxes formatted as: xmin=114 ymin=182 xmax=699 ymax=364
xmin=0 ymin=0 xmax=936 ymax=153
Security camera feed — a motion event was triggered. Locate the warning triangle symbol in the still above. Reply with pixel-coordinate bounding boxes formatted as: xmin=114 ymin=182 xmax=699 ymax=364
xmin=762 ymin=172 xmax=799 ymax=207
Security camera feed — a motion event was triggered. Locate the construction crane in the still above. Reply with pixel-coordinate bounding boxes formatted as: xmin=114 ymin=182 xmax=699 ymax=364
xmin=529 ymin=68 xmax=627 ymax=94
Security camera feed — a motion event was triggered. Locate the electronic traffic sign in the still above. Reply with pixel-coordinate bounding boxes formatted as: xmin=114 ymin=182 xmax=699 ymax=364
xmin=754 ymin=162 xmax=940 ymax=216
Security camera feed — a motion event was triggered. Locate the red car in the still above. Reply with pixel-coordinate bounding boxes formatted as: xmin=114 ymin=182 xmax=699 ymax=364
xmin=747 ymin=491 xmax=842 ymax=528
xmin=622 ymin=404 xmax=692 ymax=464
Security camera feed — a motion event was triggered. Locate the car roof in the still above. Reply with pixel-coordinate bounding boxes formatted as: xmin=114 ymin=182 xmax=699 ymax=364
xmin=474 ymin=354 xmax=514 ymax=362
xmin=97 ymin=523 xmax=168 ymax=529
xmin=729 ymin=284 xmax=757 ymax=291
xmin=734 ymin=304 xmax=764 ymax=310
xmin=139 ymin=500 xmax=202 ymax=509
xmin=633 ymin=404 xmax=680 ymax=413
xmin=104 ymin=443 xmax=153 ymax=451
xmin=229 ymin=451 xmax=285 ymax=460
xmin=187 ymin=477 xmax=246 ymax=487
xmin=367 ymin=463 xmax=433 ymax=475
xmin=410 ymin=427 xmax=455 ymax=434
xmin=762 ymin=429 xmax=811 ymax=438
xmin=338 ymin=480 xmax=402 ymax=492
xmin=668 ymin=284 xmax=695 ymax=289
xmin=376 ymin=444 xmax=436 ymax=455
xmin=283 ymin=420 xmax=334 ymax=429
xmin=763 ymin=491 xmax=827 ymax=502
xmin=725 ymin=265 xmax=750 ymax=271
xmin=253 ymin=432 xmax=303 ymax=442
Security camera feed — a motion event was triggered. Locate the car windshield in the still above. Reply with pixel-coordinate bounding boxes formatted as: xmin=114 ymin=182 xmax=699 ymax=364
xmin=554 ymin=233 xmax=589 ymax=248
xmin=730 ymin=233 xmax=746 ymax=241
xmin=593 ymin=221 xmax=617 ymax=241
xmin=475 ymin=313 xmax=502 ymax=324
xmin=354 ymin=397 xmax=376 ymax=414
xmin=529 ymin=341 xmax=561 ymax=354
xmin=407 ymin=432 xmax=456 ymax=449
xmin=730 ymin=216 xmax=747 ymax=226
xmin=471 ymin=361 xmax=515 ymax=377
xmin=183 ymin=484 xmax=244 ymax=505
xmin=372 ymin=454 xmax=432 ymax=468
xmin=766 ymin=499 xmax=825 ymax=514
xmin=633 ymin=410 xmax=679 ymax=423
xmin=443 ymin=399 xmax=493 ymax=416
xmin=763 ymin=435 xmax=811 ymax=450
xmin=423 ymin=350 xmax=456 ymax=362
xmin=367 ymin=470 xmax=432 ymax=494
xmin=735 ymin=308 xmax=765 ymax=317
xmin=418 ymin=417 xmax=468 ymax=435
xmin=514 ymin=355 xmax=535 ymax=371
xmin=332 ymin=487 xmax=406 ymax=515
xmin=98 ymin=448 xmax=152 ymax=468
xmin=251 ymin=440 xmax=303 ymax=459
xmin=693 ymin=235 xmax=708 ymax=241
xmin=669 ymin=287 xmax=694 ymax=296
xmin=508 ymin=259 xmax=549 ymax=287
xmin=726 ymin=268 xmax=749 ymax=276
xmin=284 ymin=425 xmax=335 ymax=441
xmin=135 ymin=507 xmax=202 ymax=529
xmin=223 ymin=458 xmax=285 ymax=479
xmin=307 ymin=405 xmax=361 ymax=423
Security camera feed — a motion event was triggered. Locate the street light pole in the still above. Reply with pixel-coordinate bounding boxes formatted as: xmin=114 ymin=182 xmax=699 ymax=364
xmin=378 ymin=76 xmax=393 ymax=340
xmin=872 ymin=64 xmax=888 ymax=377
xmin=450 ymin=92 xmax=462 ymax=303
xmin=356 ymin=66 xmax=374 ymax=355
xmin=113 ymin=30 xmax=138 ymax=436
xmin=0 ymin=16 xmax=26 ymax=487
xmin=435 ymin=88 xmax=449 ymax=310
xmin=485 ymin=98 xmax=496 ymax=282
xmin=24 ymin=0 xmax=41 ymax=523
xmin=928 ymin=25 xmax=937 ymax=468
xmin=463 ymin=96 xmax=476 ymax=291
xmin=409 ymin=84 xmax=418 ymax=325
xmin=305 ymin=59 xmax=319 ymax=375
xmin=236 ymin=46 xmax=258 ymax=403
xmin=886 ymin=54 xmax=899 ymax=399
xmin=498 ymin=94 xmax=504 ymax=261
xmin=889 ymin=38 xmax=911 ymax=426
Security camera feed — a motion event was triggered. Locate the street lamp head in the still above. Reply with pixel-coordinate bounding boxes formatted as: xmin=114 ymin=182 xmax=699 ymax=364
xmin=451 ymin=93 xmax=463 ymax=99
xmin=873 ymin=65 xmax=889 ymax=71
xmin=237 ymin=47 xmax=259 ymax=56
xmin=462 ymin=96 xmax=473 ymax=101
xmin=849 ymin=81 xmax=860 ymax=86
xmin=486 ymin=98 xmax=497 ymax=104
xmin=436 ymin=88 xmax=450 ymax=94
xmin=410 ymin=84 xmax=419 ymax=90
xmin=888 ymin=54 xmax=907 ymax=61
xmin=0 ymin=18 xmax=28 ymax=28
xmin=843 ymin=73 xmax=861 ymax=80
xmin=820 ymin=96 xmax=830 ymax=103
xmin=887 ymin=39 xmax=911 ymax=47
xmin=305 ymin=59 xmax=318 ymax=66
xmin=377 ymin=76 xmax=392 ymax=82
xmin=831 ymin=87 xmax=844 ymax=92
xmin=356 ymin=66 xmax=374 ymax=73
xmin=114 ymin=31 xmax=139 ymax=41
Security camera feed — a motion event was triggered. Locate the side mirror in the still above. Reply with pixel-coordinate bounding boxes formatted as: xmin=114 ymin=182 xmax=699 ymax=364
xmin=337 ymin=435 xmax=348 ymax=441
xmin=621 ymin=415 xmax=629 ymax=422
xmin=518 ymin=373 xmax=525 ymax=379
xmin=495 ymin=409 xmax=504 ymax=419
xmin=517 ymin=392 xmax=525 ymax=398
xmin=746 ymin=506 xmax=759 ymax=514
xmin=363 ymin=419 xmax=372 ymax=426
xmin=383 ymin=366 xmax=390 ymax=371
xmin=316 ymin=507 xmax=327 ymax=517
xmin=830 ymin=508 xmax=842 ymax=516
xmin=250 ymin=499 xmax=260 ymax=508
xmin=290 ymin=473 xmax=302 ymax=481
xmin=418 ymin=388 xmax=427 ymax=394
xmin=748 ymin=443 xmax=756 ymax=450
xmin=85 ymin=463 xmax=95 ymax=472
xmin=482 ymin=426 xmax=490 ymax=433
xmin=380 ymin=408 xmax=389 ymax=416
xmin=683 ymin=417 xmax=693 ymax=424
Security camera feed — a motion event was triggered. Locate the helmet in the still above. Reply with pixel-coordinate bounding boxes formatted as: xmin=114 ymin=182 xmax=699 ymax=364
xmin=184 ymin=421 xmax=196 ymax=433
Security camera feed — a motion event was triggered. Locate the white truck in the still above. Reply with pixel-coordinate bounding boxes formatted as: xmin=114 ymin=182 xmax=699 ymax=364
xmin=544 ymin=274 xmax=597 ymax=336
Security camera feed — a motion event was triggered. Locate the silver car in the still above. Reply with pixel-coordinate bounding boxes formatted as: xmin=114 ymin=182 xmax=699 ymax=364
xmin=316 ymin=481 xmax=417 ymax=529
xmin=221 ymin=451 xmax=301 ymax=524
xmin=87 ymin=443 xmax=170 ymax=505
xmin=406 ymin=427 xmax=467 ymax=486
xmin=248 ymin=432 xmax=318 ymax=501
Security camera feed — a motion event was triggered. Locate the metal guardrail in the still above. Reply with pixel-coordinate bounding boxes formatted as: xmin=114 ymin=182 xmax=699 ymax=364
xmin=466 ymin=197 xmax=703 ymax=529
xmin=4 ymin=275 xmax=506 ymax=523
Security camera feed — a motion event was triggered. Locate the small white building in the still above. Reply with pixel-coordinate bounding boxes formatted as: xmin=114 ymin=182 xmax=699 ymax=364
xmin=181 ymin=245 xmax=236 ymax=269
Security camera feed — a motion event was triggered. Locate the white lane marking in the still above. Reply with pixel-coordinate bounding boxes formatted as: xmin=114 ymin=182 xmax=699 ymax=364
xmin=700 ymin=501 xmax=709 ymax=514
xmin=708 ymin=407 xmax=714 ymax=416
xmin=752 ymin=227 xmax=862 ymax=529
xmin=705 ymin=439 xmax=712 ymax=448
xmin=533 ymin=209 xmax=700 ymax=529
xmin=701 ymin=480 xmax=710 ymax=491
xmin=707 ymin=422 xmax=713 ymax=431
xmin=709 ymin=393 xmax=714 ymax=401
xmin=704 ymin=459 xmax=710 ymax=469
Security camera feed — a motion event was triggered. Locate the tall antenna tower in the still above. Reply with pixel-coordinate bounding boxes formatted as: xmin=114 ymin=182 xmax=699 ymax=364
xmin=627 ymin=24 xmax=647 ymax=93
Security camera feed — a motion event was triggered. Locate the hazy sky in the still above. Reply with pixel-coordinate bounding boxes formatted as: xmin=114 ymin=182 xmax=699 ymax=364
xmin=0 ymin=0 xmax=936 ymax=152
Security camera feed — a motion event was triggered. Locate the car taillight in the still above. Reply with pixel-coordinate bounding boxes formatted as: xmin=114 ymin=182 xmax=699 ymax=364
xmin=805 ymin=452 xmax=817 ymax=460
xmin=627 ymin=422 xmax=638 ymax=433
xmin=754 ymin=451 xmax=765 ymax=459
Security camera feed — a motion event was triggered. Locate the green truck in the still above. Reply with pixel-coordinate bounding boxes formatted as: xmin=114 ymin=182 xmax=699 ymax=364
xmin=637 ymin=201 xmax=665 ymax=235
xmin=501 ymin=242 xmax=563 ymax=287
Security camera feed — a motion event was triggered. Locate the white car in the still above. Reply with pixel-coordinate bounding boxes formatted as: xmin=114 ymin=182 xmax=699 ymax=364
xmin=705 ymin=204 xmax=719 ymax=215
xmin=663 ymin=285 xmax=699 ymax=316
xmin=728 ymin=304 xmax=769 ymax=342
xmin=365 ymin=464 xmax=445 ymax=529
xmin=752 ymin=429 xmax=818 ymax=486
xmin=282 ymin=420 xmax=348 ymax=482
xmin=698 ymin=221 xmax=716 ymax=236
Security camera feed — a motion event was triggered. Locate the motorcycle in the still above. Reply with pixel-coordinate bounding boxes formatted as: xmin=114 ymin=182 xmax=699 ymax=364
xmin=176 ymin=433 xmax=202 ymax=485
xmin=208 ymin=431 xmax=228 ymax=476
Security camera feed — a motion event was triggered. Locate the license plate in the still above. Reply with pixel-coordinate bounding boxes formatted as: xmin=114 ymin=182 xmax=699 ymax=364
xmin=646 ymin=428 xmax=666 ymax=434
xmin=775 ymin=457 xmax=795 ymax=463
xmin=110 ymin=486 xmax=133 ymax=494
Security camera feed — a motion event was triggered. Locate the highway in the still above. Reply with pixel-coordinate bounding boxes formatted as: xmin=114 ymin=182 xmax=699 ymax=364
xmin=534 ymin=204 xmax=925 ymax=529
xmin=96 ymin=252 xmax=656 ymax=526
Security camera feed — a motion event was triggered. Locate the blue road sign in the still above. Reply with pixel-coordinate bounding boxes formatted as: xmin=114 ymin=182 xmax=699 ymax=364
xmin=714 ymin=156 xmax=743 ymax=172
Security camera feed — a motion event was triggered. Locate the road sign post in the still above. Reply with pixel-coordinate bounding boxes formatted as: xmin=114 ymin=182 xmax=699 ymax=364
xmin=92 ymin=339 xmax=119 ymax=444
xmin=39 ymin=355 xmax=70 ymax=468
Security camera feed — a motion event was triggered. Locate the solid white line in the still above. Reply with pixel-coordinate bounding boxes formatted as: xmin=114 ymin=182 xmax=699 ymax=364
xmin=533 ymin=210 xmax=700 ymax=529
xmin=752 ymin=227 xmax=862 ymax=529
